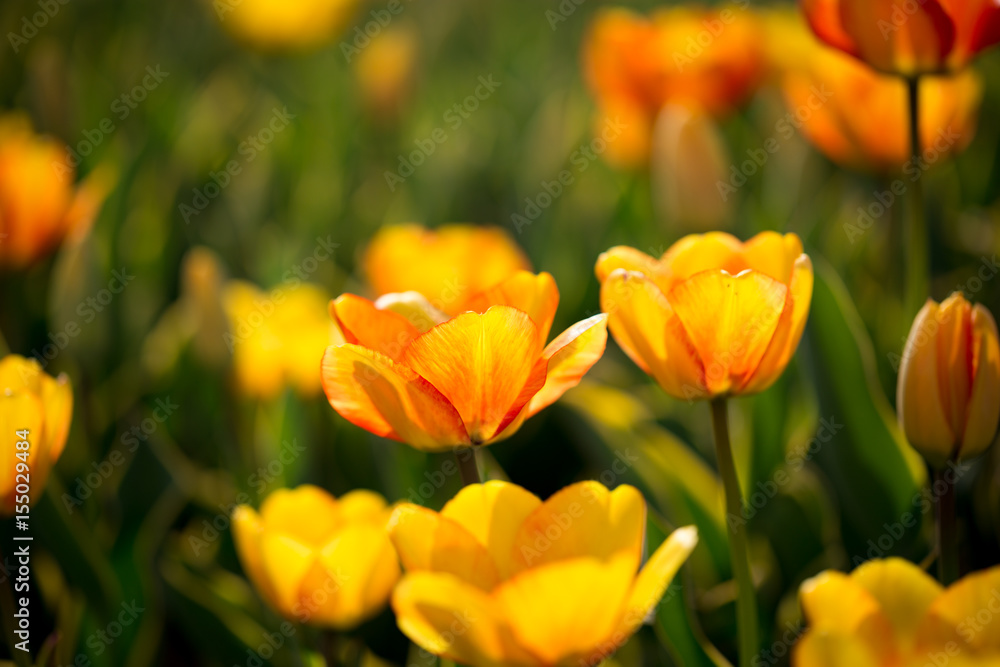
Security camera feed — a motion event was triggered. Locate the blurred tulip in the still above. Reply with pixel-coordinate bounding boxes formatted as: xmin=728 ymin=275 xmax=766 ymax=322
xmin=354 ymin=25 xmax=418 ymax=120
xmin=388 ymin=480 xmax=698 ymax=667
xmin=322 ymin=271 xmax=607 ymax=451
xmin=0 ymin=114 xmax=110 ymax=270
xmin=794 ymin=558 xmax=1000 ymax=666
xmin=596 ymin=231 xmax=813 ymax=400
xmin=0 ymin=355 xmax=72 ymax=516
xmin=232 ymin=485 xmax=399 ymax=628
xmin=362 ymin=224 xmax=532 ymax=316
xmin=215 ymin=0 xmax=358 ymax=50
xmin=769 ymin=11 xmax=981 ymax=173
xmin=223 ymin=281 xmax=335 ymax=399
xmin=801 ymin=0 xmax=1000 ymax=76
xmin=897 ymin=293 xmax=999 ymax=467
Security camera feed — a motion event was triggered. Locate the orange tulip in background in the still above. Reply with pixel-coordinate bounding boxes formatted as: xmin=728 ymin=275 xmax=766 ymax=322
xmin=597 ymin=232 xmax=812 ymax=400
xmin=897 ymin=293 xmax=999 ymax=467
xmin=321 ymin=270 xmax=607 ymax=451
xmin=769 ymin=11 xmax=982 ymax=172
xmin=801 ymin=0 xmax=1000 ymax=76
xmin=0 ymin=114 xmax=110 ymax=270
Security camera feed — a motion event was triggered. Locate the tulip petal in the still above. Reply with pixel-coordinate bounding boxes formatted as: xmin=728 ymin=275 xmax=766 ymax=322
xmin=595 ymin=246 xmax=668 ymax=289
xmin=658 ymin=232 xmax=745 ymax=287
xmin=600 ymin=269 xmax=706 ymax=400
xmin=741 ymin=231 xmax=803 ymax=284
xmin=260 ymin=485 xmax=341 ymax=546
xmin=793 ymin=630 xmax=882 ymax=667
xmin=232 ymin=506 xmax=280 ymax=610
xmin=373 ymin=291 xmax=449 ymax=333
xmin=917 ymin=564 xmax=1000 ymax=653
xmin=330 ymin=294 xmax=421 ymax=361
xmin=465 ymin=271 xmax=560 ymax=343
xmin=38 ymin=372 xmax=72 ymax=461
xmin=935 ymin=294 xmax=974 ymax=439
xmin=495 ymin=553 xmax=635 ymax=666
xmin=961 ymin=304 xmax=1000 ymax=459
xmin=850 ymin=557 xmax=943 ymax=649
xmin=388 ymin=504 xmax=500 ymax=591
xmin=402 ymin=307 xmax=546 ymax=444
xmin=525 ymin=314 xmax=608 ymax=418
xmin=897 ymin=300 xmax=956 ymax=466
xmin=260 ymin=533 xmax=316 ymax=615
xmin=439 ymin=481 xmax=542 ymax=580
xmin=509 ymin=481 xmax=646 ymax=575
xmin=0 ymin=355 xmax=43 ymax=394
xmin=337 ymin=489 xmax=389 ymax=524
xmin=321 ymin=344 xmax=468 ymax=451
xmin=799 ymin=571 xmax=896 ymax=661
xmin=0 ymin=391 xmax=44 ymax=512
xmin=838 ymin=0 xmax=956 ymax=75
xmin=801 ymin=0 xmax=861 ymax=57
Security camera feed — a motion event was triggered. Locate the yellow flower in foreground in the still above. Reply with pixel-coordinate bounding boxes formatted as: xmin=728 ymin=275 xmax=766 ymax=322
xmin=0 ymin=355 xmax=72 ymax=515
xmin=596 ymin=231 xmax=813 ymax=400
xmin=795 ymin=558 xmax=1000 ymax=666
xmin=223 ymin=281 xmax=335 ymax=399
xmin=362 ymin=224 xmax=531 ymax=316
xmin=321 ymin=271 xmax=608 ymax=451
xmin=215 ymin=0 xmax=358 ymax=50
xmin=388 ymin=480 xmax=698 ymax=667
xmin=232 ymin=485 xmax=399 ymax=629
xmin=897 ymin=293 xmax=999 ymax=467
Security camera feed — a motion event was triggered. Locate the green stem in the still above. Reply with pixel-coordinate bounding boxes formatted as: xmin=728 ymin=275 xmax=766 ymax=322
xmin=904 ymin=76 xmax=928 ymax=319
xmin=457 ymin=448 xmax=482 ymax=486
xmin=710 ymin=398 xmax=758 ymax=667
xmin=935 ymin=466 xmax=959 ymax=585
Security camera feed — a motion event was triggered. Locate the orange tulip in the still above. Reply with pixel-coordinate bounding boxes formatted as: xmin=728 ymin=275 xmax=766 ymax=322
xmin=801 ymin=0 xmax=1000 ymax=76
xmin=596 ymin=232 xmax=812 ymax=399
xmin=362 ymin=224 xmax=531 ymax=316
xmin=321 ymin=271 xmax=608 ymax=451
xmin=897 ymin=293 xmax=999 ymax=467
xmin=0 ymin=114 xmax=109 ymax=269
xmin=770 ymin=11 xmax=982 ymax=172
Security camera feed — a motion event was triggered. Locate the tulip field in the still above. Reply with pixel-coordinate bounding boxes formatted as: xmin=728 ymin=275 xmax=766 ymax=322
xmin=2 ymin=0 xmax=1000 ymax=666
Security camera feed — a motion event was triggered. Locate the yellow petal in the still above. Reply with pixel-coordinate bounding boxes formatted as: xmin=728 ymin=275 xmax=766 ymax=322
xmin=799 ymin=571 xmax=896 ymax=661
xmin=741 ymin=231 xmax=803 ymax=285
xmin=793 ymin=630 xmax=882 ymax=667
xmin=509 ymin=481 xmax=646 ymax=575
xmin=850 ymin=558 xmax=943 ymax=650
xmin=321 ymin=344 xmax=468 ymax=451
xmin=917 ymin=564 xmax=1000 ymax=654
xmin=526 ymin=314 xmax=608 ymax=418
xmin=38 ymin=371 xmax=72 ymax=462
xmin=595 ymin=246 xmax=667 ymax=290
xmin=659 ymin=232 xmax=745 ymax=288
xmin=337 ymin=489 xmax=389 ymax=524
xmin=494 ymin=553 xmax=635 ymax=666
xmin=388 ymin=504 xmax=500 ymax=591
xmin=331 ymin=294 xmax=421 ymax=361
xmin=402 ymin=307 xmax=546 ymax=444
xmin=465 ymin=271 xmax=560 ymax=343
xmin=0 ymin=355 xmax=43 ymax=394
xmin=232 ymin=505 xmax=279 ymax=609
xmin=439 ymin=481 xmax=542 ymax=580
xmin=260 ymin=485 xmax=341 ymax=546
xmin=260 ymin=533 xmax=316 ymax=616
xmin=372 ymin=291 xmax=449 ymax=333
xmin=961 ymin=304 xmax=1000 ymax=459
xmin=0 ymin=391 xmax=44 ymax=514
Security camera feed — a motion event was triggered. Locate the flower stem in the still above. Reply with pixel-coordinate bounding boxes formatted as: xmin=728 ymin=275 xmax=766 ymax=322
xmin=457 ymin=448 xmax=482 ymax=486
xmin=905 ymin=76 xmax=928 ymax=319
xmin=710 ymin=398 xmax=758 ymax=667
xmin=935 ymin=466 xmax=959 ymax=585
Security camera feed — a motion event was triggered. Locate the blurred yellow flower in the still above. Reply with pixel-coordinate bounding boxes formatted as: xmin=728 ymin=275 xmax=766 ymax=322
xmin=794 ymin=558 xmax=1000 ymax=666
xmin=388 ymin=480 xmax=698 ymax=667
xmin=215 ymin=0 xmax=358 ymax=50
xmin=362 ymin=224 xmax=531 ymax=316
xmin=897 ymin=293 xmax=999 ymax=467
xmin=0 ymin=114 xmax=110 ymax=270
xmin=354 ymin=25 xmax=418 ymax=119
xmin=596 ymin=231 xmax=813 ymax=399
xmin=223 ymin=280 xmax=335 ymax=399
xmin=768 ymin=11 xmax=982 ymax=173
xmin=0 ymin=355 xmax=72 ymax=516
xmin=232 ymin=485 xmax=399 ymax=629
xmin=322 ymin=271 xmax=607 ymax=451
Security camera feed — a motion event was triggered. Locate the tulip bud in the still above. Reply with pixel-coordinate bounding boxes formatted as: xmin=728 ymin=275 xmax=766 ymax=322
xmin=897 ymin=293 xmax=1000 ymax=467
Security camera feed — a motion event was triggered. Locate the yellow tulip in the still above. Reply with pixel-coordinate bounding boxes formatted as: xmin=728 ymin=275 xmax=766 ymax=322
xmin=361 ymin=224 xmax=531 ymax=316
xmin=222 ymin=281 xmax=335 ymax=399
xmin=354 ymin=25 xmax=418 ymax=119
xmin=0 ymin=355 xmax=72 ymax=516
xmin=321 ymin=271 xmax=608 ymax=451
xmin=388 ymin=480 xmax=698 ymax=667
xmin=232 ymin=485 xmax=400 ymax=629
xmin=794 ymin=558 xmax=1000 ymax=666
xmin=215 ymin=0 xmax=358 ymax=50
xmin=596 ymin=231 xmax=813 ymax=400
xmin=0 ymin=114 xmax=109 ymax=269
xmin=897 ymin=293 xmax=1000 ymax=467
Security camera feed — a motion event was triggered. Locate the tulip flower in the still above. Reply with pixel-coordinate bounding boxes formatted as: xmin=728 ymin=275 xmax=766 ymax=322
xmin=0 ymin=114 xmax=110 ymax=270
xmin=388 ymin=480 xmax=698 ymax=667
xmin=321 ymin=271 xmax=608 ymax=452
xmin=362 ymin=224 xmax=531 ymax=316
xmin=353 ymin=25 xmax=418 ymax=120
xmin=794 ymin=558 xmax=1000 ymax=666
xmin=223 ymin=281 xmax=336 ymax=399
xmin=801 ymin=0 xmax=1000 ymax=77
xmin=232 ymin=485 xmax=400 ymax=629
xmin=215 ymin=0 xmax=358 ymax=50
xmin=0 ymin=355 xmax=72 ymax=516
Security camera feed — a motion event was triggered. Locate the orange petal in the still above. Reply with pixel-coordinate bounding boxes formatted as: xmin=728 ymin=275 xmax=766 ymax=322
xmin=330 ymin=294 xmax=421 ymax=361
xmin=916 ymin=564 xmax=1000 ymax=654
xmin=935 ymin=294 xmax=973 ymax=439
xmin=801 ymin=0 xmax=861 ymax=57
xmin=402 ymin=307 xmax=546 ymax=444
xmin=658 ymin=232 xmax=745 ymax=289
xmin=464 ymin=271 xmax=560 ymax=343
xmin=595 ymin=246 xmax=666 ymax=288
xmin=849 ymin=558 xmax=943 ymax=650
xmin=372 ymin=292 xmax=449 ymax=333
xmin=838 ymin=0 xmax=955 ymax=76
xmin=941 ymin=0 xmax=1000 ymax=67
xmin=321 ymin=344 xmax=468 ymax=451
xmin=526 ymin=314 xmax=608 ymax=418
xmin=961 ymin=303 xmax=1000 ymax=459
xmin=740 ymin=232 xmax=804 ymax=285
